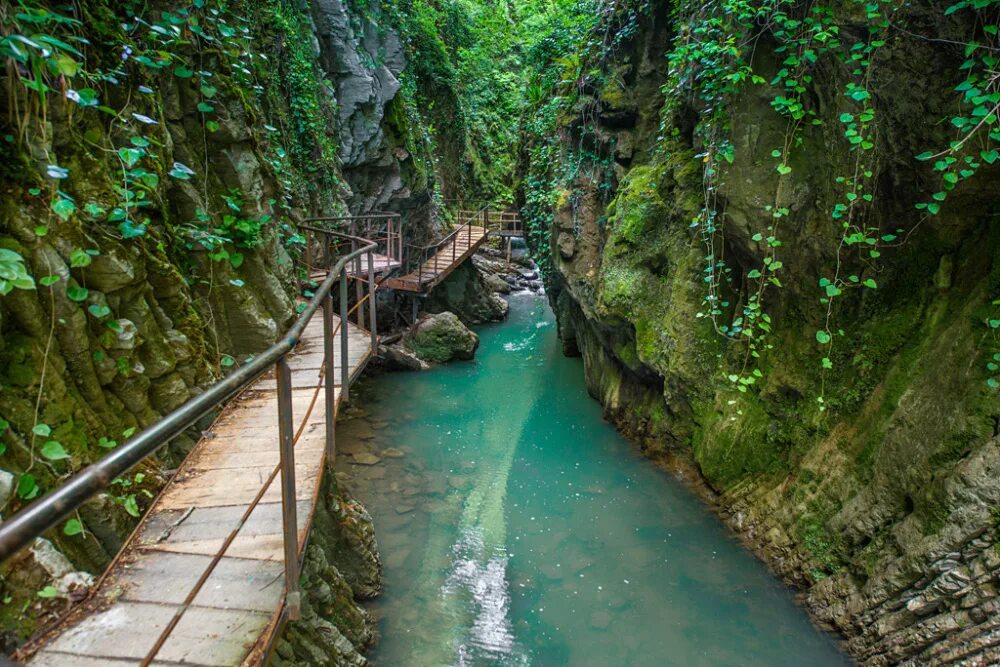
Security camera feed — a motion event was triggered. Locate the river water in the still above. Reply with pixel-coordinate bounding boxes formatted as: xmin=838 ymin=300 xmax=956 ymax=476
xmin=336 ymin=292 xmax=850 ymax=666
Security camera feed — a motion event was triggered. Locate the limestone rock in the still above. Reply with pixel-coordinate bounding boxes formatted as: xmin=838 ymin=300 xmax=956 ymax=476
xmin=380 ymin=343 xmax=431 ymax=371
xmin=405 ymin=311 xmax=479 ymax=363
xmin=557 ymin=231 xmax=576 ymax=259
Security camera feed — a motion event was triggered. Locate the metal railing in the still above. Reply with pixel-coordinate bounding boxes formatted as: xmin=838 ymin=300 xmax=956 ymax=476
xmin=0 ymin=223 xmax=384 ymax=664
xmin=301 ymin=213 xmax=402 ymax=278
xmin=456 ymin=208 xmax=523 ymax=237
xmin=399 ymin=205 xmax=489 ymax=291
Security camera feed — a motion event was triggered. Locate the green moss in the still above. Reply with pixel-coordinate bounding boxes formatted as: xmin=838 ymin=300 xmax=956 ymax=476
xmin=605 ymin=165 xmax=668 ymax=244
xmin=692 ymin=395 xmax=788 ymax=488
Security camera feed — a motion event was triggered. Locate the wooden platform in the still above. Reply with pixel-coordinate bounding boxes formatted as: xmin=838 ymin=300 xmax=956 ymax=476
xmin=24 ymin=314 xmax=373 ymax=666
xmin=346 ymin=252 xmax=400 ymax=276
xmin=384 ymin=225 xmax=488 ymax=293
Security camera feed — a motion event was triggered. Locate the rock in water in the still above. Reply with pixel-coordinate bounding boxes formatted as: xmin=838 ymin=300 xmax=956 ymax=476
xmin=352 ymin=451 xmax=382 ymax=466
xmin=405 ymin=311 xmax=479 ymax=363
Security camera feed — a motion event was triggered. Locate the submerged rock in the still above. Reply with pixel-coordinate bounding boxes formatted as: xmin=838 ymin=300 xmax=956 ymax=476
xmin=352 ymin=451 xmax=382 ymax=466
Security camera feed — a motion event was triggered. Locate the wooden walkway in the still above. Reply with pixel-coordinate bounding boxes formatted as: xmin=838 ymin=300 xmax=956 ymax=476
xmin=23 ymin=315 xmax=373 ymax=666
xmin=384 ymin=224 xmax=488 ymax=293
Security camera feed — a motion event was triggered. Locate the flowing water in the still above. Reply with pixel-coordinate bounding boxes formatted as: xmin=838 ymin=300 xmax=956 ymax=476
xmin=336 ymin=292 xmax=851 ymax=667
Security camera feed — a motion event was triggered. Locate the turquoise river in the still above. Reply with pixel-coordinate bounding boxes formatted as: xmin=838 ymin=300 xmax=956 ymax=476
xmin=336 ymin=292 xmax=851 ymax=666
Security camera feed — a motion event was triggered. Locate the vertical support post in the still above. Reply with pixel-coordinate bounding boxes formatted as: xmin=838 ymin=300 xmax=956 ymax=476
xmin=354 ymin=251 xmax=364 ymax=327
xmin=368 ymin=251 xmax=377 ymax=350
xmin=340 ymin=267 xmax=350 ymax=403
xmin=276 ymin=357 xmax=301 ymax=621
xmin=322 ymin=294 xmax=337 ymax=463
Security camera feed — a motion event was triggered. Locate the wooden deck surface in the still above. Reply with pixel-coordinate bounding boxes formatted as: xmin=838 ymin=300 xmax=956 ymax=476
xmin=25 ymin=314 xmax=373 ymax=666
xmin=383 ymin=225 xmax=488 ymax=293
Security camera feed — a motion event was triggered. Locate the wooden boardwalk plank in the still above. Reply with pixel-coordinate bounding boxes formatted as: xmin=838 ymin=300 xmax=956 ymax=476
xmin=384 ymin=224 xmax=488 ymax=293
xmin=38 ymin=602 xmax=271 ymax=665
xmin=25 ymin=307 xmax=373 ymax=666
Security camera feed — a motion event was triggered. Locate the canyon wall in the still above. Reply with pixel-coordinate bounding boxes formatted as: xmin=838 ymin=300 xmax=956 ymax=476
xmin=0 ymin=0 xmax=453 ymax=656
xmin=522 ymin=2 xmax=1000 ymax=664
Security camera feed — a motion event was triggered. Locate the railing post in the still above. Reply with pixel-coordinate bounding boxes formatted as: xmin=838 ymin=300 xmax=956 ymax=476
xmin=354 ymin=248 xmax=364 ymax=327
xmin=368 ymin=250 xmax=377 ymax=350
xmin=276 ymin=357 xmax=300 ymax=621
xmin=322 ymin=294 xmax=337 ymax=463
xmin=340 ymin=267 xmax=350 ymax=403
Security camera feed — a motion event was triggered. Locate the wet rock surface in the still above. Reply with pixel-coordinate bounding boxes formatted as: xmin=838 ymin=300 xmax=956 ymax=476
xmin=271 ymin=476 xmax=382 ymax=666
xmin=404 ymin=312 xmax=479 ymax=364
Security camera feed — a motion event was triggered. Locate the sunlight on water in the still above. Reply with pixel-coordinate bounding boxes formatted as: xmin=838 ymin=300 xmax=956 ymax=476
xmin=337 ymin=293 xmax=851 ymax=667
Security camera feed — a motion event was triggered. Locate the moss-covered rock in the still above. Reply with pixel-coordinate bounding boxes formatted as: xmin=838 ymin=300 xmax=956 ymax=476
xmin=405 ymin=311 xmax=480 ymax=364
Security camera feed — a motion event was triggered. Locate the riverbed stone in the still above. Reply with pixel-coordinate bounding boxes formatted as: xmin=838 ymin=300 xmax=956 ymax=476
xmin=352 ymin=451 xmax=381 ymax=466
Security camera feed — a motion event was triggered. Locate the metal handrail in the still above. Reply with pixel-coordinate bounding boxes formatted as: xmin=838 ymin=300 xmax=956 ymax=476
xmin=0 ymin=232 xmax=377 ymax=566
xmin=398 ymin=204 xmax=489 ymax=290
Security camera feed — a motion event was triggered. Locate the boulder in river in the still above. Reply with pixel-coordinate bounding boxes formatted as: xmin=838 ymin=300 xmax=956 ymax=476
xmin=405 ymin=312 xmax=479 ymax=364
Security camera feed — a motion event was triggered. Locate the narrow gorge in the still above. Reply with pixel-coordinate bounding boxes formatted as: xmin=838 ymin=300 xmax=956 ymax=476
xmin=0 ymin=0 xmax=997 ymax=665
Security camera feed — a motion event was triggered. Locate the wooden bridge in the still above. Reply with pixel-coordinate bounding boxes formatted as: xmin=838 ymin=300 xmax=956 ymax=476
xmin=383 ymin=208 xmax=522 ymax=293
xmin=0 ymin=207 xmax=521 ymax=666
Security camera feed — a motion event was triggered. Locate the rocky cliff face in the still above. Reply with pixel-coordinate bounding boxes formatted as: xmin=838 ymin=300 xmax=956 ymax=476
xmin=0 ymin=0 xmax=447 ymax=656
xmin=526 ymin=2 xmax=1000 ymax=664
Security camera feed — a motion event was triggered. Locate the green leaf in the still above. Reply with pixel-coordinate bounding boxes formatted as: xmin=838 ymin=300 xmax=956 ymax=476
xmin=863 ymin=278 xmax=877 ymax=289
xmin=118 ymin=147 xmax=144 ymax=168
xmin=98 ymin=436 xmax=117 ymax=449
xmin=776 ymin=164 xmax=792 ymax=175
xmin=66 ymin=285 xmax=89 ymax=302
xmin=87 ymin=304 xmax=111 ymax=318
xmin=66 ymin=87 xmax=99 ymax=107
xmin=815 ymin=330 xmax=832 ymax=345
xmin=982 ymin=150 xmax=999 ymax=165
xmin=168 ymin=162 xmax=195 ymax=180
xmin=915 ymin=151 xmax=934 ymax=161
xmin=32 ymin=423 xmax=51 ymax=437
xmin=51 ymin=197 xmax=76 ymax=221
xmin=123 ymin=495 xmax=140 ymax=517
xmin=40 ymin=440 xmax=69 ymax=460
xmin=39 ymin=274 xmax=60 ymax=287
xmin=17 ymin=474 xmax=39 ymax=500
xmin=64 ymin=519 xmax=84 ymax=536
xmin=174 ymin=66 xmax=194 ymax=78
xmin=70 ymin=248 xmax=92 ymax=268
xmin=821 ymin=357 xmax=833 ymax=369
xmin=927 ymin=203 xmax=941 ymax=215
xmin=196 ymin=102 xmax=214 ymax=113
xmin=37 ymin=586 xmax=59 ymax=599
